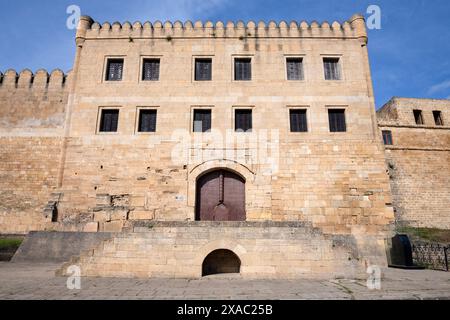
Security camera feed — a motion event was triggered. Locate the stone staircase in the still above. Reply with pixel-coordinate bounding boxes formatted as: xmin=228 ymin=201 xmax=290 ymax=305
xmin=56 ymin=221 xmax=364 ymax=279
xmin=12 ymin=231 xmax=114 ymax=263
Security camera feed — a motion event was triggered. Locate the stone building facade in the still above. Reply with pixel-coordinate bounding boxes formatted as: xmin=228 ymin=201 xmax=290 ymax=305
xmin=0 ymin=14 xmax=398 ymax=278
xmin=377 ymin=97 xmax=450 ymax=229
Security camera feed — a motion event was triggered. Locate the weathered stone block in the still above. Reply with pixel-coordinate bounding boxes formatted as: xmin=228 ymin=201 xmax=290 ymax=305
xmin=129 ymin=210 xmax=155 ymax=220
xmin=83 ymin=222 xmax=99 ymax=232
xmin=101 ymin=221 xmax=124 ymax=233
xmin=96 ymin=194 xmax=111 ymax=207
xmin=110 ymin=209 xmax=128 ymax=221
xmin=93 ymin=211 xmax=111 ymax=222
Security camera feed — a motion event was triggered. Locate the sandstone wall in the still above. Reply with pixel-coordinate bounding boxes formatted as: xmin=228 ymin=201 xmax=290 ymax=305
xmin=0 ymin=15 xmax=395 ymax=245
xmin=0 ymin=69 xmax=69 ymax=233
xmin=0 ymin=15 xmax=396 ymax=275
xmin=57 ymin=15 xmax=393 ymax=241
xmin=378 ymin=98 xmax=450 ymax=229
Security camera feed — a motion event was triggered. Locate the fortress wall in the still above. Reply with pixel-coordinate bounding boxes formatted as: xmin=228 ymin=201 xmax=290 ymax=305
xmin=378 ymin=98 xmax=450 ymax=229
xmin=0 ymin=69 xmax=69 ymax=234
xmin=385 ymin=148 xmax=450 ymax=229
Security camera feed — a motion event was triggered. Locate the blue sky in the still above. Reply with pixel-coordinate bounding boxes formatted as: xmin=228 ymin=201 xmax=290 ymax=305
xmin=0 ymin=0 xmax=449 ymax=108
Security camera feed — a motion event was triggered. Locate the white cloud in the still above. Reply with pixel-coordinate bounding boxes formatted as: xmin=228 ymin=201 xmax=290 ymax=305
xmin=428 ymin=80 xmax=450 ymax=94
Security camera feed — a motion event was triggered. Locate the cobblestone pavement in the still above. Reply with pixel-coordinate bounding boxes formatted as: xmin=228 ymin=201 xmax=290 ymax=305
xmin=0 ymin=262 xmax=449 ymax=300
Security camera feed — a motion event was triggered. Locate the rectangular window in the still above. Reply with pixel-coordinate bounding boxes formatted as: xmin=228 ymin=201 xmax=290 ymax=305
xmin=193 ymin=109 xmax=212 ymax=132
xmin=142 ymin=59 xmax=160 ymax=81
xmin=234 ymin=58 xmax=252 ymax=81
xmin=433 ymin=111 xmax=444 ymax=126
xmin=413 ymin=110 xmax=424 ymax=125
xmin=195 ymin=58 xmax=212 ymax=81
xmin=382 ymin=130 xmax=393 ymax=145
xmin=286 ymin=58 xmax=304 ymax=80
xmin=99 ymin=109 xmax=119 ymax=132
xmin=323 ymin=58 xmax=341 ymax=80
xmin=235 ymin=109 xmax=252 ymax=132
xmin=328 ymin=109 xmax=346 ymax=132
xmin=289 ymin=109 xmax=308 ymax=132
xmin=106 ymin=59 xmax=124 ymax=81
xmin=138 ymin=109 xmax=157 ymax=132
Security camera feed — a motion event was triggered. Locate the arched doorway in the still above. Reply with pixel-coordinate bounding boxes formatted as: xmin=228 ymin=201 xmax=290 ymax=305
xmin=202 ymin=249 xmax=241 ymax=276
xmin=195 ymin=169 xmax=246 ymax=221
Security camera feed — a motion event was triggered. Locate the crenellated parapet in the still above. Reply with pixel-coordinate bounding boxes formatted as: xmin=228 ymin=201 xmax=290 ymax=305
xmin=0 ymin=69 xmax=70 ymax=129
xmin=0 ymin=69 xmax=71 ymax=91
xmin=76 ymin=14 xmax=367 ymax=42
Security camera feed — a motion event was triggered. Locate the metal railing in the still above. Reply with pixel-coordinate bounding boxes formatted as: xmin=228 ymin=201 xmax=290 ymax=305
xmin=412 ymin=241 xmax=449 ymax=271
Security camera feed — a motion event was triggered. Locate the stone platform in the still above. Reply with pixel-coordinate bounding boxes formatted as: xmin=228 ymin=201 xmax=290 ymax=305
xmin=57 ymin=221 xmax=366 ymax=279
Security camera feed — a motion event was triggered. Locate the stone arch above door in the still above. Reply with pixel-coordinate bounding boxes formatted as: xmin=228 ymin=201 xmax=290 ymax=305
xmin=187 ymin=159 xmax=255 ymax=210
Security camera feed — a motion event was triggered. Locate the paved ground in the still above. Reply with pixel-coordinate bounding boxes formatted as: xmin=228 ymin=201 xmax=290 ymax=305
xmin=0 ymin=262 xmax=449 ymax=300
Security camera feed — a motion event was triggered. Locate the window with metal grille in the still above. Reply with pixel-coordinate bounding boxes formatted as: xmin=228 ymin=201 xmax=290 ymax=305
xmin=99 ymin=109 xmax=119 ymax=132
xmin=413 ymin=110 xmax=424 ymax=125
xmin=234 ymin=58 xmax=252 ymax=81
xmin=328 ymin=109 xmax=346 ymax=132
xmin=195 ymin=59 xmax=212 ymax=81
xmin=323 ymin=58 xmax=341 ymax=80
xmin=142 ymin=59 xmax=160 ymax=81
xmin=193 ymin=109 xmax=212 ymax=132
xmin=106 ymin=59 xmax=124 ymax=81
xmin=138 ymin=109 xmax=157 ymax=132
xmin=433 ymin=111 xmax=444 ymax=126
xmin=382 ymin=130 xmax=393 ymax=145
xmin=290 ymin=109 xmax=308 ymax=132
xmin=286 ymin=58 xmax=304 ymax=80
xmin=235 ymin=109 xmax=252 ymax=132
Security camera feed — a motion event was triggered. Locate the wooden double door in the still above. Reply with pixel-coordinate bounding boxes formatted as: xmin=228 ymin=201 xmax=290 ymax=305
xmin=195 ymin=170 xmax=246 ymax=221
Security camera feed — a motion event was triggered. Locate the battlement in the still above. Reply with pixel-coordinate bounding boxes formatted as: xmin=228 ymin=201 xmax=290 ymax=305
xmin=77 ymin=14 xmax=367 ymax=43
xmin=0 ymin=68 xmax=70 ymax=129
xmin=0 ymin=69 xmax=71 ymax=91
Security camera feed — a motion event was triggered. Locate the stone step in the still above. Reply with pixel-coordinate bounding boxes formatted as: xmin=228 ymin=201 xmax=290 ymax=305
xmin=132 ymin=220 xmax=315 ymax=228
xmin=12 ymin=231 xmax=115 ymax=263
